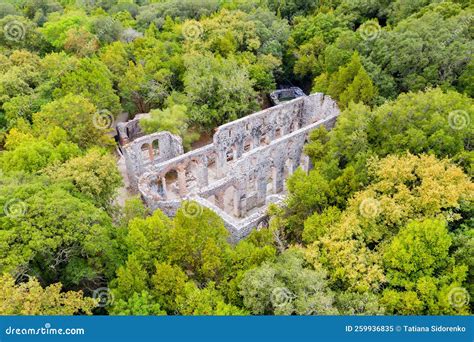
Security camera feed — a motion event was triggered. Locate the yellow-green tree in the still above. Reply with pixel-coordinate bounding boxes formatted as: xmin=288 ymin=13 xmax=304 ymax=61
xmin=304 ymin=154 xmax=473 ymax=293
xmin=45 ymin=148 xmax=123 ymax=210
xmin=0 ymin=274 xmax=96 ymax=315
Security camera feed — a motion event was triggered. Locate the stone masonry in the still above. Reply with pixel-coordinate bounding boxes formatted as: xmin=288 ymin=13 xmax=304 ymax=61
xmin=119 ymin=93 xmax=340 ymax=242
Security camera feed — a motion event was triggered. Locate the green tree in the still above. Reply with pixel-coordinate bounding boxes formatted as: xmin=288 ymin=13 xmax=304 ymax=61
xmin=140 ymin=104 xmax=199 ymax=150
xmin=381 ymin=219 xmax=469 ymax=315
xmin=283 ymin=168 xmax=332 ymax=241
xmin=3 ymin=93 xmax=47 ymax=128
xmin=36 ymin=52 xmax=79 ymax=102
xmin=109 ymin=290 xmax=166 ymax=315
xmin=183 ymin=53 xmax=258 ymax=130
xmin=63 ymin=26 xmax=99 ymax=57
xmin=239 ymin=249 xmax=337 ymax=315
xmin=91 ymin=16 xmax=123 ymax=45
xmin=458 ymin=59 xmax=473 ymax=97
xmin=287 ymin=11 xmax=352 ymax=80
xmin=111 ymin=254 xmax=149 ymax=302
xmin=176 ymin=281 xmax=247 ymax=315
xmin=32 ymin=94 xmax=115 ymax=149
xmin=313 ymin=52 xmax=377 ymax=108
xmin=168 ymin=202 xmax=232 ymax=284
xmin=221 ymin=227 xmax=277 ymax=307
xmin=0 ymin=15 xmax=44 ymax=51
xmin=118 ymin=60 xmax=172 ymax=114
xmin=0 ymin=50 xmax=41 ymax=114
xmin=135 ymin=0 xmax=219 ymax=30
xmin=0 ymin=176 xmax=116 ymax=288
xmin=191 ymin=8 xmax=288 ymax=91
xmin=151 ymin=262 xmax=188 ymax=313
xmin=267 ymin=0 xmax=320 ymax=20
xmin=99 ymin=41 xmax=129 ymax=82
xmin=120 ymin=196 xmax=149 ymax=227
xmin=365 ymin=2 xmax=472 ymax=98
xmin=306 ymin=88 xmax=473 ymax=188
xmin=54 ymin=58 xmax=121 ymax=114
xmin=335 ymin=291 xmax=385 ymax=315
xmin=0 ymin=3 xmax=18 ymax=19
xmin=451 ymin=224 xmax=474 ymax=309
xmin=197 ymin=8 xmax=289 ymax=58
xmin=41 ymin=11 xmax=90 ymax=49
xmin=274 ymin=163 xmax=358 ymax=243
xmin=23 ymin=0 xmax=63 ymax=23
xmin=303 ymin=206 xmax=342 ymax=244
xmin=124 ymin=210 xmax=172 ymax=271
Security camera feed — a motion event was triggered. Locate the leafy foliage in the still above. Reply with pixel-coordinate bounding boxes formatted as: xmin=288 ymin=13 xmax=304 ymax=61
xmin=140 ymin=104 xmax=199 ymax=150
xmin=183 ymin=53 xmax=258 ymax=130
xmin=313 ymin=52 xmax=378 ymax=108
xmin=0 ymin=0 xmax=472 ymax=317
xmin=0 ymin=175 xmax=117 ymax=287
xmin=44 ymin=148 xmax=122 ymax=209
xmin=33 ymin=94 xmax=115 ymax=149
xmin=0 ymin=274 xmax=96 ymax=315
xmin=305 ymin=88 xmax=473 ymax=185
xmin=381 ymin=219 xmax=469 ymax=315
xmin=240 ymin=249 xmax=336 ymax=315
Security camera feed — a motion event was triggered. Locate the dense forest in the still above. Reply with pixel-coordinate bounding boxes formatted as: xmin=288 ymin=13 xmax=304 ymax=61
xmin=0 ymin=0 xmax=472 ymax=315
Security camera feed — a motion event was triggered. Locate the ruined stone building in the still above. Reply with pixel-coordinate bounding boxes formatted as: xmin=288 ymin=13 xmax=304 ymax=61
xmin=117 ymin=93 xmax=340 ymax=242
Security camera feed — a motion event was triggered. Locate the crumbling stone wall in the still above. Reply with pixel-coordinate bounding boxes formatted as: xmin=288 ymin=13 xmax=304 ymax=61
xmin=122 ymin=131 xmax=184 ymax=190
xmin=116 ymin=113 xmax=150 ymax=145
xmin=123 ymin=93 xmax=340 ymax=242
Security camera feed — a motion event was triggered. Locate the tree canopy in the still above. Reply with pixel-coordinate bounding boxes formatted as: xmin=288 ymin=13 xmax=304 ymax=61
xmin=0 ymin=0 xmax=472 ymax=317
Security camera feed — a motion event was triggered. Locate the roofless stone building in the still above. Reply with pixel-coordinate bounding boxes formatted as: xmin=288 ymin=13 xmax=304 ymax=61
xmin=117 ymin=93 xmax=340 ymax=242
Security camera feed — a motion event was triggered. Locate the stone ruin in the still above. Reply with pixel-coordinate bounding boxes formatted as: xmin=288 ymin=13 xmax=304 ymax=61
xmin=269 ymin=87 xmax=306 ymax=105
xmin=117 ymin=93 xmax=340 ymax=242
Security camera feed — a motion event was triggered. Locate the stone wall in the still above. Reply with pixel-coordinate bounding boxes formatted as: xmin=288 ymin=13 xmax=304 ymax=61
xmin=116 ymin=113 xmax=150 ymax=145
xmin=123 ymin=93 xmax=340 ymax=242
xmin=122 ymin=131 xmax=184 ymax=190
